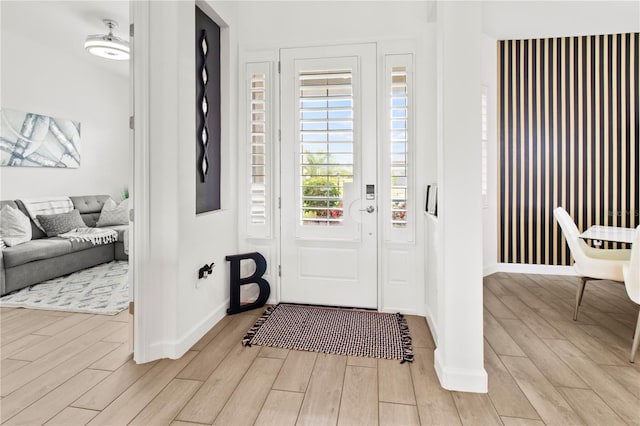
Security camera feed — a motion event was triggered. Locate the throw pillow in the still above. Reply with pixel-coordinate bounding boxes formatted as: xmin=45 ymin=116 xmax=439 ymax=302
xmin=0 ymin=204 xmax=32 ymax=246
xmin=96 ymin=198 xmax=129 ymax=227
xmin=37 ymin=209 xmax=86 ymax=237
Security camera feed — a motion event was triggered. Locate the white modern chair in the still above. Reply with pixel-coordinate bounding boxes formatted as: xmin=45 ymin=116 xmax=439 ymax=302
xmin=623 ymin=225 xmax=640 ymax=363
xmin=553 ymin=207 xmax=631 ymax=321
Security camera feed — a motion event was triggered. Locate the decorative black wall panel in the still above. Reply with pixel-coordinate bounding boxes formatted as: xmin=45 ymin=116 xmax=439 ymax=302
xmin=498 ymin=33 xmax=639 ymax=265
xmin=195 ymin=6 xmax=221 ymax=214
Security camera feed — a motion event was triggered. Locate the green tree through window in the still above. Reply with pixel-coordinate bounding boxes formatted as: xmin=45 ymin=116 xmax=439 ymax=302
xmin=301 ymin=152 xmax=352 ymax=223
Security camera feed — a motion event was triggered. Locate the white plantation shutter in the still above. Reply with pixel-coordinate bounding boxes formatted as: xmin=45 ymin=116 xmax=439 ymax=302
xmin=383 ymin=54 xmax=413 ymax=242
xmin=298 ymin=69 xmax=354 ymax=226
xmin=246 ymin=62 xmax=272 ymax=238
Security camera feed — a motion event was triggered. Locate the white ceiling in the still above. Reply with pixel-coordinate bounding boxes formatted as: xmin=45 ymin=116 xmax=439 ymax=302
xmin=2 ymin=1 xmax=130 ymax=78
xmin=482 ymin=0 xmax=640 ymax=40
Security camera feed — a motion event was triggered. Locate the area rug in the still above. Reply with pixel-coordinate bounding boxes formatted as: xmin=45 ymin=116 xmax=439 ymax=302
xmin=0 ymin=261 xmax=129 ymax=315
xmin=242 ymin=303 xmax=413 ymax=363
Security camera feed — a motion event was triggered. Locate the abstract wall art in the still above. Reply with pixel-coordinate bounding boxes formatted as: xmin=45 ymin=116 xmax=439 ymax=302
xmin=0 ymin=108 xmax=80 ymax=168
xmin=195 ymin=6 xmax=221 ymax=213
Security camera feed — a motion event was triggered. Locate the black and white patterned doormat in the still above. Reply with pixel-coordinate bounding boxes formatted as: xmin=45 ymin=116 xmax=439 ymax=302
xmin=242 ymin=303 xmax=413 ymax=363
xmin=0 ymin=261 xmax=129 ymax=315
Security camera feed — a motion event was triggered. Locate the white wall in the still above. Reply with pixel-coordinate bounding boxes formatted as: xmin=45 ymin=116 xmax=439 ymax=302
xmin=133 ymin=0 xmax=239 ymax=362
xmin=433 ymin=2 xmax=487 ymax=392
xmin=234 ymin=1 xmax=430 ymax=46
xmin=176 ymin=0 xmax=239 ymax=343
xmin=0 ymin=3 xmax=129 ymax=201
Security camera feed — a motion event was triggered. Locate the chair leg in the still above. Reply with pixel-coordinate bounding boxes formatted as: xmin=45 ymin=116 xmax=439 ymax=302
xmin=631 ymin=309 xmax=640 ymax=363
xmin=573 ymin=277 xmax=589 ymax=321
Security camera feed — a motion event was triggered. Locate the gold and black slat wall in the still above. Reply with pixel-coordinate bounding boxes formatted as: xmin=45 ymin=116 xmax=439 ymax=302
xmin=498 ymin=33 xmax=639 ymax=266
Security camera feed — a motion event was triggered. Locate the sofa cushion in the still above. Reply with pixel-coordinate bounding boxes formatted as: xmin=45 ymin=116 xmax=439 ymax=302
xmin=19 ymin=197 xmax=74 ymax=233
xmin=12 ymin=200 xmax=46 ymax=240
xmin=67 ymin=239 xmax=100 ymax=252
xmin=37 ymin=210 xmax=86 ymax=237
xmin=70 ymin=195 xmax=110 ymax=227
xmin=96 ymin=199 xmax=129 ymax=227
xmin=3 ymin=244 xmax=114 ymax=295
xmin=0 ymin=200 xmax=18 ymax=211
xmin=2 ymin=237 xmax=98 ymax=268
xmin=0 ymin=204 xmax=32 ymax=247
xmin=3 ymin=238 xmax=72 ymax=268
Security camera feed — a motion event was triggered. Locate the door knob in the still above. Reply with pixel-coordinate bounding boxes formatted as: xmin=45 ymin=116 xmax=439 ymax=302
xmin=359 ymin=206 xmax=375 ymax=213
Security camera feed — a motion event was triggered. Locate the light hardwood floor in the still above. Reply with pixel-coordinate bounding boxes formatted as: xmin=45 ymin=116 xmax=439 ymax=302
xmin=1 ymin=273 xmax=639 ymax=425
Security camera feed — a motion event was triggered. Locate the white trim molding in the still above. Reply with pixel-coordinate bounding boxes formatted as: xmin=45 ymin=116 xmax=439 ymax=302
xmin=424 ymin=305 xmax=439 ymax=346
xmin=435 ymin=348 xmax=488 ymax=393
xmin=145 ymin=299 xmax=229 ymax=361
xmin=483 ymin=264 xmax=499 ymax=277
xmin=131 ymin=0 xmax=152 ymax=364
xmin=495 ymin=263 xmax=579 ymax=276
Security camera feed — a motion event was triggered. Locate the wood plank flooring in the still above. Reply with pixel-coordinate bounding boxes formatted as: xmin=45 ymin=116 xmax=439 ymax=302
xmin=1 ymin=272 xmax=639 ymax=425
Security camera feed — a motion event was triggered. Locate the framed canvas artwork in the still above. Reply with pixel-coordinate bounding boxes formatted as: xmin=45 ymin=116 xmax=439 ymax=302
xmin=0 ymin=108 xmax=80 ymax=168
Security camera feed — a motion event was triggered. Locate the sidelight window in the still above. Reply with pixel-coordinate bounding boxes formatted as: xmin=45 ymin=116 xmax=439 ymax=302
xmin=384 ymin=54 xmax=413 ymax=241
xmin=246 ymin=62 xmax=272 ymax=238
xmin=390 ymin=65 xmax=409 ymax=228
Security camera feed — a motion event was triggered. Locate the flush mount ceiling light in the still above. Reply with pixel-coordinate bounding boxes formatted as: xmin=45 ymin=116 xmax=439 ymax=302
xmin=84 ymin=19 xmax=129 ymax=61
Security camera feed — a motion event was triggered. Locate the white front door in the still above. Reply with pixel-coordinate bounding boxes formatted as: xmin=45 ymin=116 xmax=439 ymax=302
xmin=280 ymin=44 xmax=377 ymax=309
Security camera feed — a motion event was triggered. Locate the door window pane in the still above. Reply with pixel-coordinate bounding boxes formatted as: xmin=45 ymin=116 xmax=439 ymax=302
xmin=299 ymin=70 xmax=354 ymax=225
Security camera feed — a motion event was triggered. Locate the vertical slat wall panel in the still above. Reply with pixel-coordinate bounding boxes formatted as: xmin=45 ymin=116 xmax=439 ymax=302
xmin=498 ymin=33 xmax=639 ymax=265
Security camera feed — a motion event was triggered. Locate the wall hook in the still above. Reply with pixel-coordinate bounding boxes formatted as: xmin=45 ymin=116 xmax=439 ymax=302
xmin=198 ymin=262 xmax=215 ymax=279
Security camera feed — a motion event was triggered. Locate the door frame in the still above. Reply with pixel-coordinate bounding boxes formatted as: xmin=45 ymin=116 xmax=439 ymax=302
xmin=239 ymin=39 xmax=422 ymax=315
xmin=130 ymin=0 xmax=151 ymax=362
xmin=277 ymin=43 xmax=381 ymax=309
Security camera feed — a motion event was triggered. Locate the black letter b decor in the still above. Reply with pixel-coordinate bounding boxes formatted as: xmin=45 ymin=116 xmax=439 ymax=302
xmin=225 ymin=252 xmax=271 ymax=314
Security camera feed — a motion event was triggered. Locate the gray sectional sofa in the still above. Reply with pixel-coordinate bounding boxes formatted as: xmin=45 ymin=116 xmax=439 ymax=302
xmin=0 ymin=195 xmax=128 ymax=296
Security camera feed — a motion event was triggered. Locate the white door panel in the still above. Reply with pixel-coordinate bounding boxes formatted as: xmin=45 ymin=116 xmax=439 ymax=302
xmin=298 ymin=247 xmax=359 ymax=280
xmin=280 ymin=44 xmax=377 ymax=308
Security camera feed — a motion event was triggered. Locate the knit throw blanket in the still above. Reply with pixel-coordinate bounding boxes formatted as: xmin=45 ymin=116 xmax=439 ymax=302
xmin=59 ymin=227 xmax=118 ymax=245
xmin=20 ymin=196 xmax=74 ymax=231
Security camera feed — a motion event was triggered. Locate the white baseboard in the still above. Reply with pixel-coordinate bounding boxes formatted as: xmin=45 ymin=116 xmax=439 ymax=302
xmin=493 ymin=263 xmax=578 ymax=276
xmin=143 ymin=298 xmax=230 ymax=362
xmin=434 ymin=348 xmax=488 ymax=393
xmin=379 ymin=307 xmax=418 ymax=316
xmin=424 ymin=305 xmax=439 ymax=347
xmin=483 ymin=264 xmax=499 ymax=277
